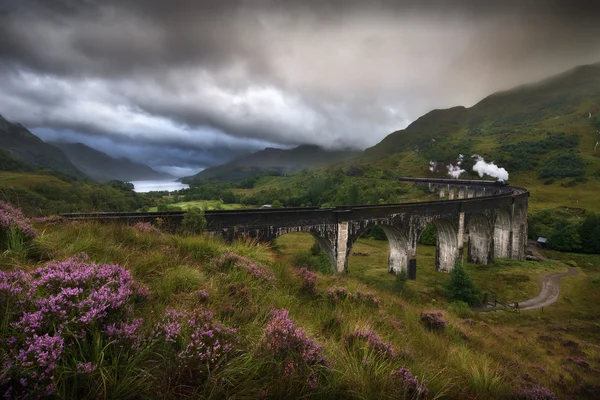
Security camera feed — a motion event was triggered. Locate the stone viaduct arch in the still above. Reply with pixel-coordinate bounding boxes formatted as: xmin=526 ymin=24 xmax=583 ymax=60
xmin=62 ymin=181 xmax=529 ymax=281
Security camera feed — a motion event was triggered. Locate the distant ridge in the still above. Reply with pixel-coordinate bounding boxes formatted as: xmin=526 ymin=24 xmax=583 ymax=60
xmin=51 ymin=142 xmax=173 ymax=182
xmin=183 ymin=144 xmax=361 ymax=182
xmin=0 ymin=114 xmax=85 ymax=177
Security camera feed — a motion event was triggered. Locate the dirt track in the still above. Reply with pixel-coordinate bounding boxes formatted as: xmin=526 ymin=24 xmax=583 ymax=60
xmin=516 ymin=265 xmax=579 ymax=310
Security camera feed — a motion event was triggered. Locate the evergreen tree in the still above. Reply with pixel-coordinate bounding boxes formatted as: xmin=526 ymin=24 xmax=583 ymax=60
xmin=443 ymin=263 xmax=481 ymax=306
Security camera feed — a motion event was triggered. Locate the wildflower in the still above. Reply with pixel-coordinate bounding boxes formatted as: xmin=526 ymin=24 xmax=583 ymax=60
xmin=297 ymin=268 xmax=317 ymax=293
xmin=76 ymin=362 xmax=97 ymax=374
xmin=154 ymin=308 xmax=238 ymax=380
xmin=327 ymin=286 xmax=349 ymax=302
xmin=133 ymin=221 xmax=154 ymax=232
xmin=344 ymin=328 xmax=395 ymax=359
xmin=258 ymin=308 xmax=329 ymax=388
xmin=420 ymin=310 xmax=447 ymax=331
xmin=354 ymin=291 xmax=381 ymax=307
xmin=391 ymin=367 xmax=430 ymax=399
xmin=216 ymin=253 xmax=276 ymax=282
xmin=514 ymin=385 xmax=557 ymax=400
xmin=0 ymin=201 xmax=38 ymax=240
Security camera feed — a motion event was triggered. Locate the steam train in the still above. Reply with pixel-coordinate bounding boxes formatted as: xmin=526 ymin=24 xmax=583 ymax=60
xmin=397 ymin=177 xmax=509 ymax=186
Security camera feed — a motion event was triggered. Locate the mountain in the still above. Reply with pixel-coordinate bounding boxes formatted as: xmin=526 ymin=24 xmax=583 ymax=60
xmin=354 ymin=62 xmax=598 ymax=211
xmin=51 ymin=142 xmax=173 ymax=182
xmin=225 ymin=62 xmax=600 ymax=212
xmin=183 ymin=144 xmax=361 ymax=182
xmin=365 ymin=63 xmax=600 ymax=160
xmin=0 ymin=114 xmax=85 ymax=177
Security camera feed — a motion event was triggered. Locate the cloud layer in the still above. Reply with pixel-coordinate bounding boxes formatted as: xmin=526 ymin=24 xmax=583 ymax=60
xmin=1 ymin=0 xmax=599 ymax=175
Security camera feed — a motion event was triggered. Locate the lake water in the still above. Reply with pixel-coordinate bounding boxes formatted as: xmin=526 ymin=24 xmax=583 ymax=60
xmin=130 ymin=180 xmax=189 ymax=193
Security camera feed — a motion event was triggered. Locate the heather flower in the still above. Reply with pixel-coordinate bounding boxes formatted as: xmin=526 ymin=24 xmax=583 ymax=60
xmin=197 ymin=289 xmax=209 ymax=302
xmin=391 ymin=367 xmax=430 ymax=399
xmin=216 ymin=253 xmax=276 ymax=282
xmin=133 ymin=221 xmax=154 ymax=233
xmin=76 ymin=362 xmax=97 ymax=374
xmin=0 ymin=201 xmax=38 ymax=240
xmin=344 ymin=328 xmax=395 ymax=359
xmin=420 ymin=310 xmax=447 ymax=331
xmin=154 ymin=308 xmax=238 ymax=381
xmin=354 ymin=291 xmax=381 ymax=307
xmin=258 ymin=308 xmax=329 ymax=388
xmin=0 ymin=254 xmax=149 ymax=397
xmin=297 ymin=268 xmax=317 ymax=293
xmin=327 ymin=286 xmax=349 ymax=302
xmin=2 ymin=333 xmax=64 ymax=398
xmin=514 ymin=385 xmax=557 ymax=400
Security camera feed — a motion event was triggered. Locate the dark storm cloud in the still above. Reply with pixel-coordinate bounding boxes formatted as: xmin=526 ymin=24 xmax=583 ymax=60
xmin=1 ymin=0 xmax=600 ymax=172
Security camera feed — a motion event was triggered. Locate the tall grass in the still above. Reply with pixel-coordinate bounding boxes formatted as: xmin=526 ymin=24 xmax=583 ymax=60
xmin=1 ymin=222 xmax=598 ymax=399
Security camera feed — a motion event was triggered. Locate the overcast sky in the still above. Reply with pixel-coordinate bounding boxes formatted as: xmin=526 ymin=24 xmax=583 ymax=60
xmin=1 ymin=0 xmax=599 ymax=176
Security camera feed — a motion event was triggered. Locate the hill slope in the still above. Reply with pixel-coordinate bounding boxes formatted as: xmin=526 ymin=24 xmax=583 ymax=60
xmin=183 ymin=144 xmax=360 ymax=182
xmin=0 ymin=114 xmax=85 ymax=177
xmin=207 ymin=62 xmax=600 ymax=212
xmin=52 ymin=142 xmax=173 ymax=182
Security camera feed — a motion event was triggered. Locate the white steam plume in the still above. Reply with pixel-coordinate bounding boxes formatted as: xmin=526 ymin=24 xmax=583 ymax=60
xmin=471 ymin=155 xmax=509 ymax=182
xmin=429 ymin=160 xmax=437 ymax=172
xmin=446 ymin=154 xmax=465 ymax=179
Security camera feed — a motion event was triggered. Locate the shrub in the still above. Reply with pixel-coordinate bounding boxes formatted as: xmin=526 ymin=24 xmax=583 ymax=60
xmin=354 ymin=291 xmax=381 ymax=307
xmin=180 ymin=207 xmax=207 ymax=235
xmin=443 ymin=263 xmax=481 ymax=306
xmin=154 ymin=309 xmax=238 ymax=384
xmin=391 ymin=367 xmax=430 ymax=399
xmin=344 ymin=328 xmax=395 ymax=359
xmin=327 ymin=286 xmax=350 ymax=302
xmin=420 ymin=310 xmax=447 ymax=331
xmin=0 ymin=201 xmax=38 ymax=252
xmin=258 ymin=309 xmax=329 ymax=389
xmin=215 ymin=252 xmax=276 ymax=282
xmin=297 ymin=267 xmax=317 ymax=293
xmin=134 ymin=221 xmax=154 ymax=232
xmin=538 ymin=152 xmax=585 ymax=180
xmin=0 ymin=254 xmax=149 ymax=398
xmin=449 ymin=301 xmax=475 ymax=318
xmin=514 ymin=385 xmax=557 ymax=400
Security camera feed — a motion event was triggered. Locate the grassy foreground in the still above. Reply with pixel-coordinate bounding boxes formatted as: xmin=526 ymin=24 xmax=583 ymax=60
xmin=1 ymin=223 xmax=599 ymax=399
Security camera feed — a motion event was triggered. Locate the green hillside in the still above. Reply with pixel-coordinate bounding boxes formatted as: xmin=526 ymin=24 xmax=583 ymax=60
xmin=361 ymin=62 xmax=600 ymax=210
xmin=52 ymin=142 xmax=173 ymax=182
xmin=183 ymin=144 xmax=360 ymax=183
xmin=0 ymin=114 xmax=85 ymax=177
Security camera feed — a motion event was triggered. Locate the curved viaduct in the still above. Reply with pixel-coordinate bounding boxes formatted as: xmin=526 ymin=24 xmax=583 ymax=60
xmin=62 ymin=179 xmax=528 ymax=280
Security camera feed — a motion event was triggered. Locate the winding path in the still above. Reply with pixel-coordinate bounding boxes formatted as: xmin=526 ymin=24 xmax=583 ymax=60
xmin=516 ymin=266 xmax=579 ymax=310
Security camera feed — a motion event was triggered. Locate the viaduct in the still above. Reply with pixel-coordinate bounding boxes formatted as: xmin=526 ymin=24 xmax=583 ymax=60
xmin=62 ymin=178 xmax=529 ymax=280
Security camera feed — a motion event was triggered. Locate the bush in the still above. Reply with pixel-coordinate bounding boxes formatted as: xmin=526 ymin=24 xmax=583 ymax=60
xmin=258 ymin=309 xmax=329 ymax=389
xmin=215 ymin=252 xmax=276 ymax=282
xmin=419 ymin=224 xmax=437 ymax=246
xmin=548 ymin=220 xmax=581 ymax=252
xmin=0 ymin=201 xmax=38 ymax=253
xmin=344 ymin=328 xmax=395 ymax=359
xmin=443 ymin=263 xmax=481 ymax=306
xmin=391 ymin=367 xmax=430 ymax=399
xmin=297 ymin=267 xmax=317 ymax=293
xmin=514 ymin=385 xmax=557 ymax=400
xmin=180 ymin=207 xmax=207 ymax=235
xmin=420 ymin=310 xmax=447 ymax=331
xmin=448 ymin=301 xmax=475 ymax=318
xmin=538 ymin=152 xmax=585 ymax=180
xmin=153 ymin=309 xmax=238 ymax=386
xmin=0 ymin=254 xmax=149 ymax=398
